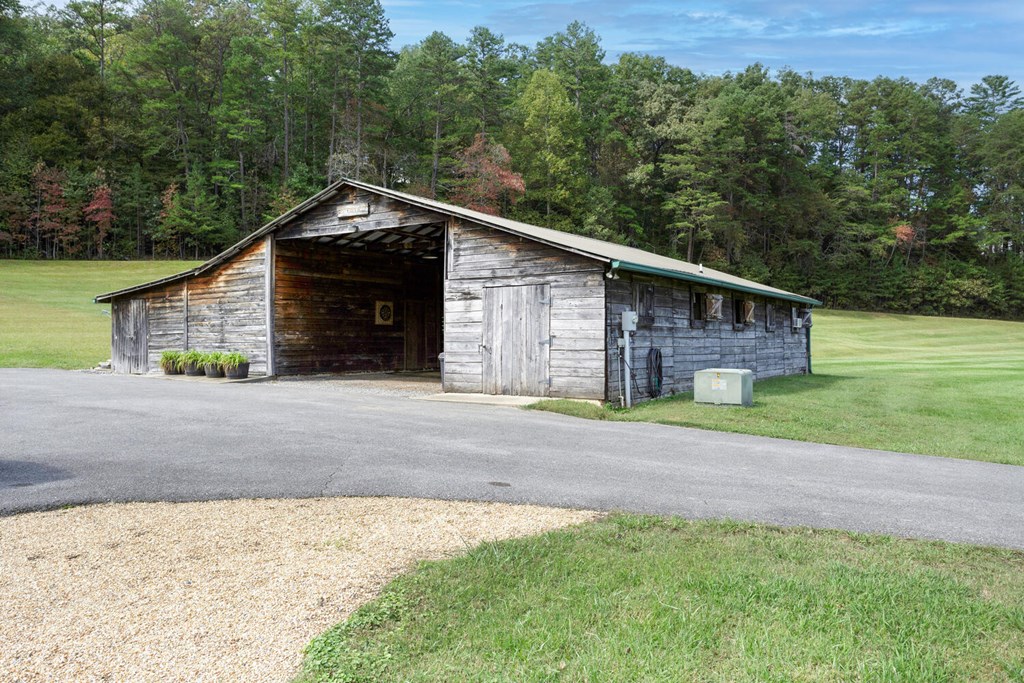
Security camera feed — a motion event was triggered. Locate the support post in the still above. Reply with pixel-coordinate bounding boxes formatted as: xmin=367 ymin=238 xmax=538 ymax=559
xmin=264 ymin=235 xmax=275 ymax=376
xmin=623 ymin=332 xmax=632 ymax=408
xmin=621 ymin=310 xmax=637 ymax=408
xmin=806 ymin=323 xmax=812 ymax=374
xmin=183 ymin=281 xmax=189 ymax=350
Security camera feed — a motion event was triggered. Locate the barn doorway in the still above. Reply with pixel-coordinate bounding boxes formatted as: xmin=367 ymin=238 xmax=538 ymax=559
xmin=272 ymin=222 xmax=444 ymax=375
xmin=482 ymin=284 xmax=551 ymax=396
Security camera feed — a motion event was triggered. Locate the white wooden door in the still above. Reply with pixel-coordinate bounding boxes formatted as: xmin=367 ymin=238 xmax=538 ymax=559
xmin=482 ymin=284 xmax=550 ymax=396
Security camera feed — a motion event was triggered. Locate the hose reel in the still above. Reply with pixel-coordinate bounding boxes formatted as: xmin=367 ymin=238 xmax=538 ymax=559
xmin=646 ymin=347 xmax=663 ymax=398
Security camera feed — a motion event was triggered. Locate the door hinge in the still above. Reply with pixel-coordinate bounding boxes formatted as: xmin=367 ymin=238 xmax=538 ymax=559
xmin=539 ymin=337 xmax=552 ymax=345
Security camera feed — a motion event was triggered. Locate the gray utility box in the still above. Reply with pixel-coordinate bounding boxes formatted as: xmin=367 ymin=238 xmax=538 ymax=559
xmin=694 ymin=368 xmax=754 ymax=407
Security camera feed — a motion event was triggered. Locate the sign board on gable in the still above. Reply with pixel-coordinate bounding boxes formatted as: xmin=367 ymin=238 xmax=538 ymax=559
xmin=336 ymin=202 xmax=371 ymax=218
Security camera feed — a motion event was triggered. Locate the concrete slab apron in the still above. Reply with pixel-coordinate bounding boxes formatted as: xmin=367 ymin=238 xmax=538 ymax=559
xmin=2 ymin=368 xmax=1023 ymax=550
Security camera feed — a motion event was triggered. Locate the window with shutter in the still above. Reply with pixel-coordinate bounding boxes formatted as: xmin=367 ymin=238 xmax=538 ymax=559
xmin=706 ymin=294 xmax=723 ymax=321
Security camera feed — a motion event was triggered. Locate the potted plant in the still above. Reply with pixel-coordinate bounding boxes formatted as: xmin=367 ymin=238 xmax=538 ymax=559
xmin=160 ymin=350 xmax=183 ymax=375
xmin=222 ymin=352 xmax=250 ymax=380
xmin=182 ymin=349 xmax=206 ymax=376
xmin=203 ymin=351 xmax=226 ymax=378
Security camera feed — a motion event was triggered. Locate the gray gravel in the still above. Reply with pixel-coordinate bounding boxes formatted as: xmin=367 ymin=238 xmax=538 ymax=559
xmin=2 ymin=368 xmax=1023 ymax=549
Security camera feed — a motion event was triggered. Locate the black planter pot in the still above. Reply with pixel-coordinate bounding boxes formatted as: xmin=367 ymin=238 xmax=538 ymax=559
xmin=225 ymin=362 xmax=250 ymax=380
xmin=183 ymin=361 xmax=205 ymax=376
xmin=204 ymin=363 xmax=225 ymax=378
xmin=162 ymin=365 xmax=182 ymax=375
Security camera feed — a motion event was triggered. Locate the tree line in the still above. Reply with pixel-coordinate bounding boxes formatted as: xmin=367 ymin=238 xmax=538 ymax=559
xmin=1 ymin=0 xmax=1022 ymax=318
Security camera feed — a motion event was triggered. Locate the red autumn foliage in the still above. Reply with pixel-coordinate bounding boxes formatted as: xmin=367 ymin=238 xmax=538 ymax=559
xmin=30 ymin=163 xmax=72 ymax=257
xmin=85 ymin=183 xmax=115 ymax=258
xmin=894 ymin=223 xmax=915 ymax=247
xmin=451 ymin=133 xmax=525 ymax=215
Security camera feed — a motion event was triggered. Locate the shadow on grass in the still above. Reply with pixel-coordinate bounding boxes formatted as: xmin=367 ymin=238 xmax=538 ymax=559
xmin=530 ymin=375 xmax=857 ymax=423
xmin=755 ymin=373 xmax=855 ymax=396
xmin=640 ymin=373 xmax=855 ymax=407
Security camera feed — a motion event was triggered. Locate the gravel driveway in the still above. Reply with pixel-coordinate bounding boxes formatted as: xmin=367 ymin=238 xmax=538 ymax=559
xmin=0 ymin=497 xmax=595 ymax=682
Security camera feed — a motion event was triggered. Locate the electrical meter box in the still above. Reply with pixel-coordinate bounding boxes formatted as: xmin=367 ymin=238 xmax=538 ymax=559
xmin=694 ymin=368 xmax=753 ymax=407
xmin=621 ymin=310 xmax=638 ymax=332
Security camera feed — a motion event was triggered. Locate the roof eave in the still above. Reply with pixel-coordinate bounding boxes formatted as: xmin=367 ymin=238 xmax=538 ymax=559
xmin=93 ymin=182 xmax=347 ymax=303
xmin=94 ymin=266 xmax=201 ymax=303
xmin=612 ymin=260 xmax=822 ymax=306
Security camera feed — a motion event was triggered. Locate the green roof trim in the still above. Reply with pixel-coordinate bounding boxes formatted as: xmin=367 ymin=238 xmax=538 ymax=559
xmin=611 ymin=260 xmax=821 ymax=307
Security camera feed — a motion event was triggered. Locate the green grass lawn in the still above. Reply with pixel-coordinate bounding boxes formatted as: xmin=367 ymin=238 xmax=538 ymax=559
xmin=297 ymin=515 xmax=1024 ymax=683
xmin=531 ymin=311 xmax=1024 ymax=465
xmin=0 ymin=260 xmax=200 ymax=369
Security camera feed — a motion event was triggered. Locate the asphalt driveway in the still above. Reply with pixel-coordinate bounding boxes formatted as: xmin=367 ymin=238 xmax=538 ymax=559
xmin=2 ymin=368 xmax=1023 ymax=549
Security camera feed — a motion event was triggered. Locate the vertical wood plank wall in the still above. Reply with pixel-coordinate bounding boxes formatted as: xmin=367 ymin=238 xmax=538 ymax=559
xmin=444 ymin=219 xmax=606 ymax=399
xmin=605 ymin=275 xmax=809 ymax=405
xmin=111 ymin=298 xmax=149 ymax=374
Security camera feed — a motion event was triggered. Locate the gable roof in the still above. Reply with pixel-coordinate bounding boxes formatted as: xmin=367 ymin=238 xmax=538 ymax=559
xmin=96 ymin=178 xmax=820 ymax=306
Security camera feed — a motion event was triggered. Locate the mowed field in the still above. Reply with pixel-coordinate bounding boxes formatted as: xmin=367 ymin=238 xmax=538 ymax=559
xmin=535 ymin=310 xmax=1024 ymax=465
xmin=0 ymin=260 xmax=201 ymax=369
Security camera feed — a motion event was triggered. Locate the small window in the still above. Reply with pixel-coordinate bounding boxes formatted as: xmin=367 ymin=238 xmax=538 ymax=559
xmin=633 ymin=283 xmax=655 ymax=328
xmin=691 ymin=291 xmax=706 ymax=328
xmin=733 ymin=298 xmax=754 ymax=329
xmin=765 ymin=303 xmax=776 ymax=332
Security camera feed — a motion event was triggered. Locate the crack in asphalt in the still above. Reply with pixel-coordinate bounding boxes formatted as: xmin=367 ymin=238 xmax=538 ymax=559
xmin=320 ymin=469 xmax=340 ymax=497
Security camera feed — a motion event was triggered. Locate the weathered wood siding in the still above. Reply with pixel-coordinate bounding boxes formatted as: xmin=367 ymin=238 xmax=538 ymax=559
xmin=605 ymin=275 xmax=809 ymax=405
xmin=185 ymin=240 xmax=268 ymax=369
xmin=276 ymin=186 xmax=445 ymax=239
xmin=274 ymin=239 xmax=441 ymax=374
xmin=111 ymin=298 xmax=149 ymax=373
xmin=111 ymin=285 xmax=186 ymax=373
xmin=444 ymin=219 xmax=606 ymax=399
xmin=110 ymin=240 xmax=268 ymax=374
xmin=481 ymin=283 xmax=551 ymax=396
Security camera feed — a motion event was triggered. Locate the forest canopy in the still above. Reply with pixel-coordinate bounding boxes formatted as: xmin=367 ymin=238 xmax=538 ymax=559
xmin=1 ymin=0 xmax=1022 ymax=318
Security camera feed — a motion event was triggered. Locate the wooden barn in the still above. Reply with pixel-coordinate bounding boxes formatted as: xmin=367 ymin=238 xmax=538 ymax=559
xmin=95 ymin=179 xmax=819 ymax=404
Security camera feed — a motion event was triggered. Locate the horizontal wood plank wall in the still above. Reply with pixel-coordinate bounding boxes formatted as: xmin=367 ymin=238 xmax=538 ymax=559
xmin=445 ymin=219 xmax=606 ymax=399
xmin=110 ymin=242 xmax=267 ymax=373
xmin=605 ymin=276 xmax=809 ymax=405
xmin=144 ymin=287 xmax=184 ymax=370
xmin=185 ymin=240 xmax=268 ymax=372
xmin=274 ymin=240 xmax=441 ymax=374
xmin=276 ymin=186 xmax=445 ymax=239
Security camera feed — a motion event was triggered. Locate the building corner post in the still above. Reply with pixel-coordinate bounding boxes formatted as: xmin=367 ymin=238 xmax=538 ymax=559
xmin=265 ymin=235 xmax=276 ymax=376
xmin=806 ymin=319 xmax=812 ymax=375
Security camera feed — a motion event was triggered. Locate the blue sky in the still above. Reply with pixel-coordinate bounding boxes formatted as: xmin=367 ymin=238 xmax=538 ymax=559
xmin=381 ymin=0 xmax=1024 ymax=89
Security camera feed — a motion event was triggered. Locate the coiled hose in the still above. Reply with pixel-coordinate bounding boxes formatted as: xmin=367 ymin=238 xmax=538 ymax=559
xmin=646 ymin=347 xmax=663 ymax=398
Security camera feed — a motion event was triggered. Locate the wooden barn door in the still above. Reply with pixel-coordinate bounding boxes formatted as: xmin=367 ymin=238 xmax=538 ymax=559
xmin=482 ymin=284 xmax=550 ymax=396
xmin=112 ymin=298 xmax=149 ymax=374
